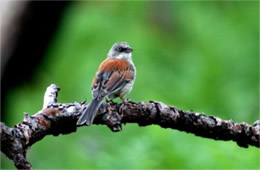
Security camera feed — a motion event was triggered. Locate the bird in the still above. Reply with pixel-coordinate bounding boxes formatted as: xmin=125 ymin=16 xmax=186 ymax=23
xmin=77 ymin=42 xmax=136 ymax=126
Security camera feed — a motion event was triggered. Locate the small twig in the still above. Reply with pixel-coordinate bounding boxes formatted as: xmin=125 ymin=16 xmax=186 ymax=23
xmin=1 ymin=84 xmax=259 ymax=169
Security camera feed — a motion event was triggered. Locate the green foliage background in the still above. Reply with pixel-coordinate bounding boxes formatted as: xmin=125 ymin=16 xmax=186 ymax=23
xmin=1 ymin=1 xmax=259 ymax=169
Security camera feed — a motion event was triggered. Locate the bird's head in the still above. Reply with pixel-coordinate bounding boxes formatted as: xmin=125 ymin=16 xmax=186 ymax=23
xmin=107 ymin=42 xmax=133 ymax=60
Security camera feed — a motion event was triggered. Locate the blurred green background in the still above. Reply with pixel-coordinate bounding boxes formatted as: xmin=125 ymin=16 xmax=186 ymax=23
xmin=1 ymin=1 xmax=259 ymax=169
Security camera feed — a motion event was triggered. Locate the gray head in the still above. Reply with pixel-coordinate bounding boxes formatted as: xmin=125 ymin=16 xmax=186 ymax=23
xmin=107 ymin=42 xmax=133 ymax=60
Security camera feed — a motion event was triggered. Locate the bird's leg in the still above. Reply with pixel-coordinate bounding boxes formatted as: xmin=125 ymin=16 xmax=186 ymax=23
xmin=105 ymin=98 xmax=116 ymax=104
xmin=120 ymin=96 xmax=130 ymax=104
xmin=81 ymin=98 xmax=87 ymax=104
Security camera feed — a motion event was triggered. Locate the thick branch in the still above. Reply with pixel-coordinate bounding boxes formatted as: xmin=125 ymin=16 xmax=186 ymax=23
xmin=1 ymin=84 xmax=259 ymax=169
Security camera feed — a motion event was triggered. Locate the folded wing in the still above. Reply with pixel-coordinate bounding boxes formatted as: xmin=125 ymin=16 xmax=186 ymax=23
xmin=92 ymin=58 xmax=135 ymax=100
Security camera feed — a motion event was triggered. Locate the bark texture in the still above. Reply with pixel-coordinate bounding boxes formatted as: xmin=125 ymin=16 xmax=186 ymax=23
xmin=1 ymin=84 xmax=259 ymax=169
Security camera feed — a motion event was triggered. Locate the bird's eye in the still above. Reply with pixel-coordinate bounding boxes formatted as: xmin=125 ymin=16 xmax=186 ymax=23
xmin=117 ymin=47 xmax=123 ymax=52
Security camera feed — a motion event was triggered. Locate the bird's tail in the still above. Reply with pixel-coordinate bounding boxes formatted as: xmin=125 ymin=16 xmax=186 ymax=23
xmin=77 ymin=98 xmax=103 ymax=126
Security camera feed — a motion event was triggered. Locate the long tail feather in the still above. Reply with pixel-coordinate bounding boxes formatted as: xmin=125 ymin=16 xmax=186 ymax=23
xmin=77 ymin=98 xmax=103 ymax=126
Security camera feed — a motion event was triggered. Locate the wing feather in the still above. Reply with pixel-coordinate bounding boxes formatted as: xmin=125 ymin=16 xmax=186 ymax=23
xmin=91 ymin=58 xmax=135 ymax=99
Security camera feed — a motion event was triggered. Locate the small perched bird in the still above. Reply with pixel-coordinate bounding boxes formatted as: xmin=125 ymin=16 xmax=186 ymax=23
xmin=77 ymin=42 xmax=136 ymax=126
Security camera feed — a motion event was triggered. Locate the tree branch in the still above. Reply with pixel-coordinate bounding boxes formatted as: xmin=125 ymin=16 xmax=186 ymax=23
xmin=1 ymin=84 xmax=259 ymax=169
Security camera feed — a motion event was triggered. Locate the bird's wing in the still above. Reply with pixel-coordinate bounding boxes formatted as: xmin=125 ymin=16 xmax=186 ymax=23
xmin=91 ymin=58 xmax=135 ymax=100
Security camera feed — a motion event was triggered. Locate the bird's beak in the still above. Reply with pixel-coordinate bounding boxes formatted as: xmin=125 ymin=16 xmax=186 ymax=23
xmin=125 ymin=47 xmax=133 ymax=53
